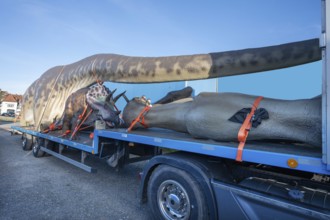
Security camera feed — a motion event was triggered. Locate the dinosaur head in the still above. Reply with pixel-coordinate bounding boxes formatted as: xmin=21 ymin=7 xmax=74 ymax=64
xmin=87 ymin=86 xmax=126 ymax=128
xmin=99 ymin=91 xmax=126 ymax=127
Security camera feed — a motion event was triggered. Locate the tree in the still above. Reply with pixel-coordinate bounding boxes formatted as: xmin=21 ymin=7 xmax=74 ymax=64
xmin=0 ymin=89 xmax=8 ymax=102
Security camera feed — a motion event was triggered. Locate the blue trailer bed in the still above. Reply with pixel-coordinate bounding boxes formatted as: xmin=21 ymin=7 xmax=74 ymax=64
xmin=95 ymin=128 xmax=329 ymax=176
xmin=12 ymin=125 xmax=329 ymax=175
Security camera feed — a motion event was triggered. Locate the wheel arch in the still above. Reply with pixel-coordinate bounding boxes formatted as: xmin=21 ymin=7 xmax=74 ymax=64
xmin=139 ymin=151 xmax=220 ymax=220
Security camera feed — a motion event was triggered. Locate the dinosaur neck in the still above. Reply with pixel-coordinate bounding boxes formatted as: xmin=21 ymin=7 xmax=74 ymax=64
xmin=137 ymin=101 xmax=192 ymax=132
xmin=93 ymin=39 xmax=320 ymax=83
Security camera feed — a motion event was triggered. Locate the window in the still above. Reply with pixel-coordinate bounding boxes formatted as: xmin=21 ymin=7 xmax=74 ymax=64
xmin=7 ymin=104 xmax=14 ymax=108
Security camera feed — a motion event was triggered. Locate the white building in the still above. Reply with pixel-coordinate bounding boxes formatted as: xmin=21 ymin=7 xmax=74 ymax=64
xmin=0 ymin=94 xmax=22 ymax=115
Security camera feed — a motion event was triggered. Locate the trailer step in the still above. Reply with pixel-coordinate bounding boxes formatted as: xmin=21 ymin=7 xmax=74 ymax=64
xmin=40 ymin=147 xmax=97 ymax=173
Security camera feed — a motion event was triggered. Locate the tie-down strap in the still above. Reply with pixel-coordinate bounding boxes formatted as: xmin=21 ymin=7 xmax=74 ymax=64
xmin=127 ymin=106 xmax=152 ymax=132
xmin=236 ymin=96 xmax=264 ymax=162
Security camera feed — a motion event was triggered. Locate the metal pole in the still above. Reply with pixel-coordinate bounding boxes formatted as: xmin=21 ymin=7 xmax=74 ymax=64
xmin=321 ymin=0 xmax=330 ymax=169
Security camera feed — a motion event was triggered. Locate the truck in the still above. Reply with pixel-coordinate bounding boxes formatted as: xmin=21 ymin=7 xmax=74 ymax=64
xmin=11 ymin=1 xmax=330 ymax=219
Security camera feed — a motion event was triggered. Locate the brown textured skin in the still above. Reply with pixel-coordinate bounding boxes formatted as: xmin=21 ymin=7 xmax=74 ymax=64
xmin=58 ymin=86 xmax=121 ymax=132
xmin=21 ymin=39 xmax=321 ymax=129
xmin=122 ymin=93 xmax=322 ymax=147
xmin=60 ymin=88 xmax=91 ymax=132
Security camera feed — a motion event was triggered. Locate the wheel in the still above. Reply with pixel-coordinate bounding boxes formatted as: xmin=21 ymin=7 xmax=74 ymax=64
xmin=147 ymin=165 xmax=209 ymax=220
xmin=22 ymin=133 xmax=33 ymax=151
xmin=32 ymin=138 xmax=45 ymax=158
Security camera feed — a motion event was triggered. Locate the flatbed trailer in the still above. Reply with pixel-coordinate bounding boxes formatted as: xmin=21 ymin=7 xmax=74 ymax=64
xmin=10 ymin=124 xmax=330 ymax=219
xmin=10 ymin=1 xmax=330 ymax=219
xmin=11 ymin=125 xmax=329 ymax=175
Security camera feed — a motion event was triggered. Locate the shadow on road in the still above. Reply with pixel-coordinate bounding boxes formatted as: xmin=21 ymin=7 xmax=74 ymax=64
xmin=0 ymin=122 xmax=153 ymax=220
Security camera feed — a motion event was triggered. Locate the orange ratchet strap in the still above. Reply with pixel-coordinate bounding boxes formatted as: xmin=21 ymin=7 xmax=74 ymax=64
xmin=236 ymin=96 xmax=263 ymax=162
xmin=43 ymin=122 xmax=62 ymax=133
xmin=127 ymin=106 xmax=151 ymax=132
xmin=70 ymin=106 xmax=93 ymax=140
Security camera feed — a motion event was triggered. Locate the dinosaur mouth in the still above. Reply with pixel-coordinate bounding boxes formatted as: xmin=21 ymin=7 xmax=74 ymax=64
xmin=96 ymin=115 xmax=115 ymax=128
xmin=105 ymin=121 xmax=115 ymax=128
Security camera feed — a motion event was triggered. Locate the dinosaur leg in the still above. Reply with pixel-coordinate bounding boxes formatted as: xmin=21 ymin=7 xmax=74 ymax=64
xmin=154 ymin=86 xmax=194 ymax=104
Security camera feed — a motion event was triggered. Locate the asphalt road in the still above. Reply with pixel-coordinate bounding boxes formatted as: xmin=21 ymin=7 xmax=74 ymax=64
xmin=0 ymin=122 xmax=154 ymax=220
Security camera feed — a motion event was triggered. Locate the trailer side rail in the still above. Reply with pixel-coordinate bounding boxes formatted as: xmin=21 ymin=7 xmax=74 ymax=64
xmin=12 ymin=126 xmax=97 ymax=154
xmin=95 ymin=129 xmax=330 ymax=175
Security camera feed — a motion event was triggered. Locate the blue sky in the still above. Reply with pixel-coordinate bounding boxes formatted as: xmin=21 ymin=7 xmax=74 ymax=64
xmin=0 ymin=0 xmax=322 ymax=102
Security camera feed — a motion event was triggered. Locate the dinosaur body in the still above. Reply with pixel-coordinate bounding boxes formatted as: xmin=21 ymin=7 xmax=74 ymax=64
xmin=21 ymin=39 xmax=321 ymax=130
xmin=60 ymin=87 xmax=91 ymax=132
xmin=122 ymin=93 xmax=322 ymax=147
xmin=54 ymin=84 xmax=123 ymax=133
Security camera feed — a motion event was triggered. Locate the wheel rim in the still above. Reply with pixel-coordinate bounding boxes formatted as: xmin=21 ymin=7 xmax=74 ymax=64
xmin=22 ymin=137 xmax=27 ymax=148
xmin=157 ymin=180 xmax=191 ymax=220
xmin=33 ymin=142 xmax=39 ymax=153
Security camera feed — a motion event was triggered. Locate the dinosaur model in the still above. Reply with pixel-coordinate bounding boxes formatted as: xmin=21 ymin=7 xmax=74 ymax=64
xmin=56 ymin=83 xmax=125 ymax=134
xmin=122 ymin=92 xmax=322 ymax=147
xmin=21 ymin=38 xmax=321 ymax=130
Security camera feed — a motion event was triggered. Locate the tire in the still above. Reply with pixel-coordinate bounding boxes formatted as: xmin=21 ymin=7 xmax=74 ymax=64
xmin=22 ymin=133 xmax=33 ymax=151
xmin=32 ymin=138 xmax=45 ymax=158
xmin=147 ymin=165 xmax=209 ymax=220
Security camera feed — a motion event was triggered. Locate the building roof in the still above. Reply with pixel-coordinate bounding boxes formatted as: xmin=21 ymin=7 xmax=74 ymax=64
xmin=2 ymin=94 xmax=22 ymax=103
